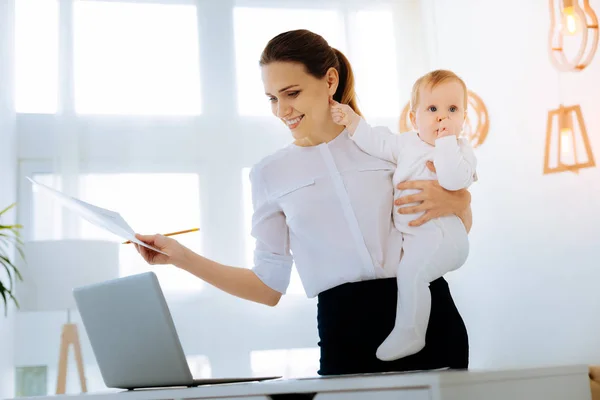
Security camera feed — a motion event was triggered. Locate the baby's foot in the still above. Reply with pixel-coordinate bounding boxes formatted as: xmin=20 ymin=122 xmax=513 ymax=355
xmin=376 ymin=327 xmax=425 ymax=361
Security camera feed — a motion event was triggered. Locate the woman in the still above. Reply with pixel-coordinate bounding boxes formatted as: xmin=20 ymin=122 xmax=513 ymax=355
xmin=135 ymin=29 xmax=472 ymax=375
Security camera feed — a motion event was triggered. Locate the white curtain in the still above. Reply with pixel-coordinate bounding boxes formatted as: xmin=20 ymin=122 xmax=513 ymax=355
xmin=0 ymin=0 xmax=17 ymax=397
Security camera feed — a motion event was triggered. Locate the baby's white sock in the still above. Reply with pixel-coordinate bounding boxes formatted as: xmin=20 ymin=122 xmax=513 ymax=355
xmin=376 ymin=278 xmax=431 ymax=361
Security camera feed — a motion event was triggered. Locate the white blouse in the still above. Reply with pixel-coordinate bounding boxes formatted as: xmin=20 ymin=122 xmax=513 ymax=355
xmin=249 ymin=127 xmax=404 ymax=298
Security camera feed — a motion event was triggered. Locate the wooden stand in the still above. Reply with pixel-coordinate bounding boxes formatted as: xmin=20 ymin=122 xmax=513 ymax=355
xmin=56 ymin=323 xmax=87 ymax=394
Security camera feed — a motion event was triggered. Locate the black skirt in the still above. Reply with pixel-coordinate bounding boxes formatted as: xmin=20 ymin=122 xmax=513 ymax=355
xmin=316 ymin=276 xmax=469 ymax=375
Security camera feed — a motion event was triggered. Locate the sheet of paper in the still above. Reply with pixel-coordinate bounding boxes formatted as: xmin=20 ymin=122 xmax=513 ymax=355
xmin=27 ymin=177 xmax=167 ymax=256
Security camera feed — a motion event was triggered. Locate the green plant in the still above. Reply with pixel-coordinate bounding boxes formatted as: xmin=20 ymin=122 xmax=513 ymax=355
xmin=0 ymin=203 xmax=24 ymax=316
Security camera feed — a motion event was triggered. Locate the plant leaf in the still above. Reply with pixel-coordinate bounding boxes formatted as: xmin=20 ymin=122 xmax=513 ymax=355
xmin=0 ymin=254 xmax=21 ymax=278
xmin=0 ymin=252 xmax=22 ymax=284
xmin=0 ymin=202 xmax=24 ymax=315
xmin=0 ymin=282 xmax=8 ymax=317
xmin=15 ymin=245 xmax=26 ymax=266
xmin=0 ymin=257 xmax=15 ymax=290
xmin=6 ymin=286 xmax=18 ymax=305
xmin=0 ymin=233 xmax=24 ymax=250
xmin=0 ymin=203 xmax=16 ymax=217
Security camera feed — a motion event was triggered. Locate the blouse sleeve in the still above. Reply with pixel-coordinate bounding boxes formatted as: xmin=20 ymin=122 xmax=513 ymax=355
xmin=249 ymin=166 xmax=294 ymax=294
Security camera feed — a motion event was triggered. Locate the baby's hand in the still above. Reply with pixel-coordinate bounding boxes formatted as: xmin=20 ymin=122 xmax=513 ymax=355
xmin=330 ymin=99 xmax=360 ymax=129
xmin=437 ymin=118 xmax=457 ymax=138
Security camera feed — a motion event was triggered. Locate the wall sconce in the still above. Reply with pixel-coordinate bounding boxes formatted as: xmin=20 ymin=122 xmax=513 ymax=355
xmin=544 ymin=104 xmax=595 ymax=174
xmin=399 ymin=90 xmax=489 ymax=148
xmin=548 ymin=0 xmax=599 ymax=71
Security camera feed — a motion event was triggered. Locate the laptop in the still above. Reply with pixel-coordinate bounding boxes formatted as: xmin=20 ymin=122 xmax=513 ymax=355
xmin=73 ymin=271 xmax=281 ymax=390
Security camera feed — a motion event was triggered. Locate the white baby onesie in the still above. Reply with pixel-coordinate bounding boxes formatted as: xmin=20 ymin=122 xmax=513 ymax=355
xmin=350 ymin=118 xmax=477 ymax=361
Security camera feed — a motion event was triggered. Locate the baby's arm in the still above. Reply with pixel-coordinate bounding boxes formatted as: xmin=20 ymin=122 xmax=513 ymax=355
xmin=330 ymin=100 xmax=403 ymax=164
xmin=433 ymin=137 xmax=478 ymax=191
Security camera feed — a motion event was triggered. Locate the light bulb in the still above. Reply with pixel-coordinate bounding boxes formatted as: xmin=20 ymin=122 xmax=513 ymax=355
xmin=562 ymin=6 xmax=580 ymax=35
xmin=560 ymin=127 xmax=573 ymax=155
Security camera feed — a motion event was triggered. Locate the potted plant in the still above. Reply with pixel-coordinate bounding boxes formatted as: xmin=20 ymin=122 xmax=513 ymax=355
xmin=0 ymin=203 xmax=24 ymax=316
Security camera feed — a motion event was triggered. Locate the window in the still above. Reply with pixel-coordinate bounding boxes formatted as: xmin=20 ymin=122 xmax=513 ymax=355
xmin=233 ymin=7 xmax=346 ymax=116
xmin=31 ymin=173 xmax=203 ymax=293
xmin=186 ymin=355 xmax=212 ymax=378
xmin=242 ymin=168 xmax=304 ymax=295
xmin=251 ymin=348 xmax=319 ymax=378
xmin=73 ymin=1 xmax=201 ymax=115
xmin=347 ymin=10 xmax=400 ymax=118
xmin=15 ymin=0 xmax=58 ymax=114
xmin=31 ymin=174 xmax=63 ymax=241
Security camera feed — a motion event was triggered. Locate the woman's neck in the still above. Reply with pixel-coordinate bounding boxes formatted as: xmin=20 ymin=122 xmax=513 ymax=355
xmin=294 ymin=120 xmax=346 ymax=147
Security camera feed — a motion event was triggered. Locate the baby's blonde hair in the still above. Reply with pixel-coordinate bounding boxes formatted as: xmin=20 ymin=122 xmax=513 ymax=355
xmin=410 ymin=69 xmax=468 ymax=113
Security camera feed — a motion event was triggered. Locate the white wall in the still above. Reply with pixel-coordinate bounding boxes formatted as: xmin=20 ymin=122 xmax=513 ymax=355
xmin=0 ymin=0 xmax=16 ymax=397
xmin=422 ymin=0 xmax=600 ymax=369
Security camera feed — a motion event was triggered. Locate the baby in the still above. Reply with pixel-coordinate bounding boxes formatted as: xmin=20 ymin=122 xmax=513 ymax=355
xmin=331 ymin=69 xmax=477 ymax=361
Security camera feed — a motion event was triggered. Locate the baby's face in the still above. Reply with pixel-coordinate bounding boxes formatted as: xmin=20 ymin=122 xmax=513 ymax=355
xmin=410 ymin=80 xmax=467 ymax=145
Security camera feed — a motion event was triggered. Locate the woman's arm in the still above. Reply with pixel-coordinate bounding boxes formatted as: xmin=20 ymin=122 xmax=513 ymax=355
xmin=134 ymin=166 xmax=292 ymax=308
xmin=179 ymin=249 xmax=283 ymax=306
xmin=134 ymin=235 xmax=283 ymax=306
xmin=394 ymin=161 xmax=473 ymax=232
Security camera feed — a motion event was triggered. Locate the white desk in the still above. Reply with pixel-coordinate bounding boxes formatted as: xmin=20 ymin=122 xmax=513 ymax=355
xmin=12 ymin=365 xmax=591 ymax=400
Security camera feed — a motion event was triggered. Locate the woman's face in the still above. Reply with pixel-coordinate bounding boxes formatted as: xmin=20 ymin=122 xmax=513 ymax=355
xmin=262 ymin=62 xmax=338 ymax=142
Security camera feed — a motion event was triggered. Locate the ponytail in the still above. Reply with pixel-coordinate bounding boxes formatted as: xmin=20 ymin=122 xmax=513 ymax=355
xmin=331 ymin=48 xmax=362 ymax=117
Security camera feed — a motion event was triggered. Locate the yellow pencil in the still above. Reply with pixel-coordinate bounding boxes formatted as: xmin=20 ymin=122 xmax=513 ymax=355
xmin=122 ymin=228 xmax=199 ymax=244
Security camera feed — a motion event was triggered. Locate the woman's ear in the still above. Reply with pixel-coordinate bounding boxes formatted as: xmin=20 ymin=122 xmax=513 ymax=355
xmin=325 ymin=67 xmax=339 ymax=99
xmin=409 ymin=111 xmax=418 ymax=131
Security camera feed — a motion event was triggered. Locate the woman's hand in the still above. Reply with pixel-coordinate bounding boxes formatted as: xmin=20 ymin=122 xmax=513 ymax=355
xmin=134 ymin=234 xmax=281 ymax=306
xmin=134 ymin=233 xmax=187 ymax=267
xmin=395 ymin=161 xmax=471 ymax=228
